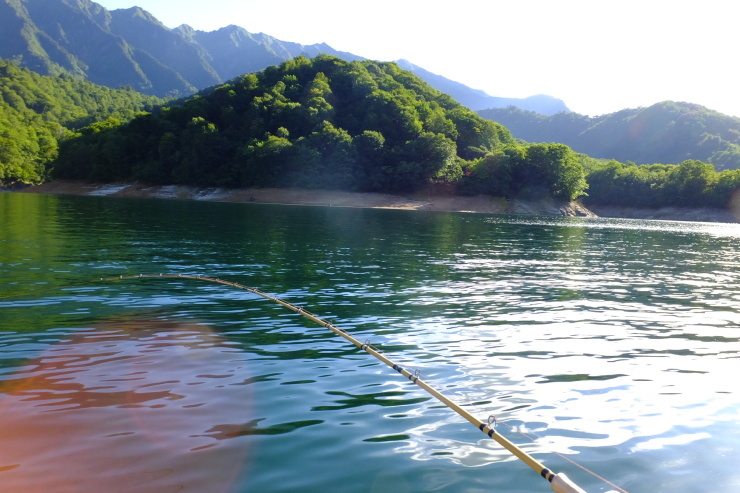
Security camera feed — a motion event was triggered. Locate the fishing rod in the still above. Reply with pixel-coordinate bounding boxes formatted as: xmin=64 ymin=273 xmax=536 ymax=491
xmin=101 ymin=273 xmax=592 ymax=493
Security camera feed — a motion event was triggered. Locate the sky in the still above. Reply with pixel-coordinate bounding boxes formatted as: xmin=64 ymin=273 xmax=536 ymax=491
xmin=94 ymin=0 xmax=739 ymax=117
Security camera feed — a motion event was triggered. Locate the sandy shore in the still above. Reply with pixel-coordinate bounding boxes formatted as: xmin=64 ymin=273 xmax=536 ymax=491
xmin=16 ymin=180 xmax=597 ymax=217
xmin=14 ymin=180 xmax=740 ymax=223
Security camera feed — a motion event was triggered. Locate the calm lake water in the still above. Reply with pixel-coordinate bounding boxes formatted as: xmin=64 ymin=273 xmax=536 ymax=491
xmin=1 ymin=191 xmax=739 ymax=493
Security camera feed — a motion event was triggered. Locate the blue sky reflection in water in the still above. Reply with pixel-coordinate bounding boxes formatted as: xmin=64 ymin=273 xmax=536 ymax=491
xmin=1 ymin=192 xmax=740 ymax=492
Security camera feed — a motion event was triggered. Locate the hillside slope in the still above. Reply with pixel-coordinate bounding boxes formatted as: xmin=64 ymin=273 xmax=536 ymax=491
xmin=480 ymin=102 xmax=740 ymax=170
xmin=52 ymin=55 xmax=526 ymax=194
xmin=0 ymin=58 xmax=164 ymax=184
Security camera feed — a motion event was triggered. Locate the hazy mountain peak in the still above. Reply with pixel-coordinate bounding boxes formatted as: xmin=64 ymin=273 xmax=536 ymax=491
xmin=70 ymin=0 xmax=109 ymax=18
xmin=114 ymin=5 xmax=166 ymax=27
xmin=175 ymin=24 xmax=197 ymax=36
xmin=220 ymin=24 xmax=247 ymax=32
xmin=395 ymin=59 xmax=569 ymax=115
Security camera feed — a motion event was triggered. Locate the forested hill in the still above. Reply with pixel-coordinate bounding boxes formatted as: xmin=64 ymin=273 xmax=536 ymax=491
xmin=51 ymin=55 xmax=589 ymax=201
xmin=479 ymin=102 xmax=740 ymax=170
xmin=0 ymin=59 xmax=165 ymax=184
xmin=11 ymin=53 xmax=738 ymax=211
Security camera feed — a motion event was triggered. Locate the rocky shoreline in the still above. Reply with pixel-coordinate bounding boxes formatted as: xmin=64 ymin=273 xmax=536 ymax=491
xmin=11 ymin=180 xmax=739 ymax=223
xmin=588 ymin=204 xmax=739 ymax=223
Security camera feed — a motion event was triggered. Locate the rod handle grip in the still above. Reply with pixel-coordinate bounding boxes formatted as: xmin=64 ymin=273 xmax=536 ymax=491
xmin=551 ymin=473 xmax=587 ymax=493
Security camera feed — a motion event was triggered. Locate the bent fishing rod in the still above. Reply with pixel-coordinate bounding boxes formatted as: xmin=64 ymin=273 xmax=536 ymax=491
xmin=101 ymin=273 xmax=592 ymax=493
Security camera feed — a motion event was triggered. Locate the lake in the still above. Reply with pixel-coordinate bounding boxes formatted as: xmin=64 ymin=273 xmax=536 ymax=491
xmin=1 ymin=191 xmax=739 ymax=493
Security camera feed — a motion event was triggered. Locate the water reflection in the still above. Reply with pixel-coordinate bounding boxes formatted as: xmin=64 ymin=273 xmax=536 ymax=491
xmin=0 ymin=317 xmax=262 ymax=493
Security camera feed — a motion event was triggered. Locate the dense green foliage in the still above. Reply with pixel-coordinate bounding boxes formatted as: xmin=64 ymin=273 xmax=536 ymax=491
xmin=584 ymin=159 xmax=740 ymax=209
xmin=460 ymin=143 xmax=588 ymax=200
xmin=52 ymin=56 xmax=589 ymax=200
xmin=479 ymin=102 xmax=740 ymax=171
xmin=478 ymin=103 xmax=740 ymax=209
xmin=9 ymin=51 xmax=737 ymax=209
xmin=0 ymin=59 xmax=165 ymax=184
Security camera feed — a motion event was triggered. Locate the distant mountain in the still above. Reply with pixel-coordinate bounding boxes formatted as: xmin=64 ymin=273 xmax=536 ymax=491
xmin=1 ymin=0 xmax=190 ymax=95
xmin=479 ymin=102 xmax=740 ymax=170
xmin=395 ymin=60 xmax=569 ymax=115
xmin=0 ymin=0 xmax=362 ymax=97
xmin=177 ymin=25 xmax=364 ymax=85
xmin=1 ymin=0 xmax=566 ymax=114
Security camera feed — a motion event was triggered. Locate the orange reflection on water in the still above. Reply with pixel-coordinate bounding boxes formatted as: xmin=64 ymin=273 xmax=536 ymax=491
xmin=0 ymin=318 xmax=254 ymax=493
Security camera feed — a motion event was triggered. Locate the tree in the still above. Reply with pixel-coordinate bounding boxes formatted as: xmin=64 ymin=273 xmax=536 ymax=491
xmin=171 ymin=117 xmax=228 ymax=185
xmin=512 ymin=143 xmax=587 ymax=200
xmin=711 ymin=169 xmax=740 ymax=208
xmin=464 ymin=150 xmax=513 ymax=196
xmin=237 ymin=133 xmax=295 ymax=187
xmin=544 ymin=144 xmax=588 ymax=200
xmin=391 ymin=132 xmax=458 ymax=192
xmin=352 ymin=130 xmax=387 ymax=191
xmin=297 ymin=121 xmax=359 ymax=190
xmin=663 ymin=160 xmax=717 ymax=206
xmin=301 ymin=72 xmax=335 ymax=128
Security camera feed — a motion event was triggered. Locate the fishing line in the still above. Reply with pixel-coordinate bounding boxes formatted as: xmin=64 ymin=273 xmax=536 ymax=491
xmin=0 ymin=281 xmax=96 ymax=301
xmin=445 ymin=387 xmax=628 ymax=493
xmin=94 ymin=273 xmax=616 ymax=493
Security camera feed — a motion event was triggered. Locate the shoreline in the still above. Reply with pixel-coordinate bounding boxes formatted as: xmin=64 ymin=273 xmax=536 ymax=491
xmin=15 ymin=180 xmax=596 ymax=216
xmin=13 ymin=180 xmax=740 ymax=223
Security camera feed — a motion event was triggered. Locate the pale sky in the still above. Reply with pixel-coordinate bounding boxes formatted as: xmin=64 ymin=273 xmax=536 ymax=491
xmin=95 ymin=0 xmax=739 ymax=117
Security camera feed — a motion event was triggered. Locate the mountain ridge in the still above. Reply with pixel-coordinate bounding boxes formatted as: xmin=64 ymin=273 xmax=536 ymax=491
xmin=395 ymin=59 xmax=570 ymax=115
xmin=0 ymin=0 xmax=565 ymax=114
xmin=0 ymin=0 xmax=365 ymax=96
xmin=479 ymin=102 xmax=740 ymax=170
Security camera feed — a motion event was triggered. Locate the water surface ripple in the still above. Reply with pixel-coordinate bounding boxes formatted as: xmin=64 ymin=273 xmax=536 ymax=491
xmin=1 ymin=192 xmax=739 ymax=492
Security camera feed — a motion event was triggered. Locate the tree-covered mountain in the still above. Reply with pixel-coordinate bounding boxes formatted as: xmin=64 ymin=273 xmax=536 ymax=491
xmin=479 ymin=102 xmax=740 ymax=170
xmin=52 ymin=55 xmax=589 ymax=201
xmin=4 ymin=50 xmax=738 ymax=212
xmin=0 ymin=0 xmax=566 ymax=115
xmin=0 ymin=58 xmax=164 ymax=184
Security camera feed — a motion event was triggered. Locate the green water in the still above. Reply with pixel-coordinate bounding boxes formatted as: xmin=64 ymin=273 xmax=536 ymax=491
xmin=1 ymin=192 xmax=740 ymax=493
